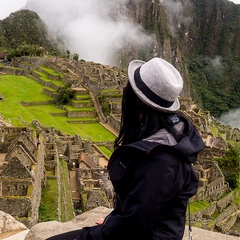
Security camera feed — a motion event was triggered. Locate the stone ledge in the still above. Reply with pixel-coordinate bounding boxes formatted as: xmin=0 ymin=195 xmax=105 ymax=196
xmin=1 ymin=207 xmax=239 ymax=240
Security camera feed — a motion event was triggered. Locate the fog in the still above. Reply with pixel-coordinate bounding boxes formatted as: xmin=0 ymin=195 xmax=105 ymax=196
xmin=0 ymin=0 xmax=27 ymax=20
xmin=159 ymin=0 xmax=193 ymax=36
xmin=218 ymin=108 xmax=240 ymax=129
xmin=26 ymin=0 xmax=156 ymax=66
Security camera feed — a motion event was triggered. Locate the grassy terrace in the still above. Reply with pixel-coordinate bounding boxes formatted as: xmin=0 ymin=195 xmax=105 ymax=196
xmin=0 ymin=68 xmax=115 ymax=222
xmin=39 ymin=66 xmax=63 ymax=77
xmin=39 ymin=178 xmax=59 ymax=222
xmin=33 ymin=69 xmax=65 ymax=87
xmin=98 ymin=145 xmax=114 ymax=158
xmin=0 ymin=74 xmax=116 ymax=142
xmin=75 ymin=95 xmax=92 ymax=100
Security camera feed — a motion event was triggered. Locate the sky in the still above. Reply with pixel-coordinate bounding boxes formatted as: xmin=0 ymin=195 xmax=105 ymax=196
xmin=0 ymin=0 xmax=27 ymax=19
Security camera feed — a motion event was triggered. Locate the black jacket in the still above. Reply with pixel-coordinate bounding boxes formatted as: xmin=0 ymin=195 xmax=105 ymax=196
xmin=78 ymin=117 xmax=205 ymax=240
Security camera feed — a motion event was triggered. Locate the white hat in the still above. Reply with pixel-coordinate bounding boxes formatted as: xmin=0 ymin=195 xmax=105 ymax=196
xmin=128 ymin=57 xmax=183 ymax=112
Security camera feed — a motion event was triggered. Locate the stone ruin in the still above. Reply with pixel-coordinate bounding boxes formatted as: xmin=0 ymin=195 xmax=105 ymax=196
xmin=0 ymin=56 xmax=240 ymax=235
xmin=0 ymin=121 xmax=114 ymax=228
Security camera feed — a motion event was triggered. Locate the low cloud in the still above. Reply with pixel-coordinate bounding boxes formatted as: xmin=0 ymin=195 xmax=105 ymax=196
xmin=159 ymin=0 xmax=193 ymax=35
xmin=218 ymin=108 xmax=240 ymax=129
xmin=26 ymin=0 xmax=156 ymax=66
xmin=210 ymin=56 xmax=223 ymax=69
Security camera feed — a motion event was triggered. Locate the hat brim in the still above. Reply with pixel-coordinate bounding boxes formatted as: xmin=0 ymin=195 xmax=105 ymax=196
xmin=128 ymin=59 xmax=180 ymax=112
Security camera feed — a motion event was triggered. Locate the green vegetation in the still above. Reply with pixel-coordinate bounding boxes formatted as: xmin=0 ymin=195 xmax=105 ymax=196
xmin=0 ymin=74 xmax=115 ymax=142
xmin=39 ymin=66 xmax=63 ymax=77
xmin=234 ymin=189 xmax=240 ymax=208
xmin=65 ymin=105 xmax=94 ymax=112
xmin=188 ymin=55 xmax=240 ymax=117
xmin=53 ymin=86 xmax=76 ymax=105
xmin=190 ymin=200 xmax=210 ymax=214
xmin=98 ymin=146 xmax=114 ymax=158
xmin=0 ymin=10 xmax=61 ymax=57
xmin=39 ymin=178 xmax=58 ymax=222
xmin=33 ymin=69 xmax=65 ymax=87
xmin=68 ymin=123 xmax=115 ymax=142
xmin=98 ymin=91 xmax=122 ymax=117
xmin=60 ymin=159 xmax=75 ymax=222
xmin=6 ymin=45 xmax=46 ymax=60
xmin=216 ymin=145 xmax=240 ymax=189
xmin=0 ymin=75 xmax=51 ymax=125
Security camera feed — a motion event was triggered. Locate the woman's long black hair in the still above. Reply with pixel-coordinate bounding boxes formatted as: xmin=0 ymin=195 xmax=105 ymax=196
xmin=114 ymin=82 xmax=183 ymax=149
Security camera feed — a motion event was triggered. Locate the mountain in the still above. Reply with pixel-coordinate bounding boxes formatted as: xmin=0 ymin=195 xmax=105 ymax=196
xmin=0 ymin=9 xmax=62 ymax=56
xmin=1 ymin=0 xmax=240 ymax=118
xmin=126 ymin=0 xmax=240 ymax=117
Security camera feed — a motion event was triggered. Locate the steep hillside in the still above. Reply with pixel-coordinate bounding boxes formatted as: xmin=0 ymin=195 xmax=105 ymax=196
xmin=181 ymin=0 xmax=240 ymax=117
xmin=126 ymin=0 xmax=240 ymax=117
xmin=0 ymin=10 xmax=62 ymax=56
xmin=1 ymin=1 xmax=240 ymax=118
xmin=185 ymin=0 xmax=240 ymax=57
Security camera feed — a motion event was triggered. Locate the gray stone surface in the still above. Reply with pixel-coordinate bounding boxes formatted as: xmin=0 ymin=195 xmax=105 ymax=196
xmin=0 ymin=211 xmax=28 ymax=239
xmin=3 ymin=230 xmax=30 ymax=240
xmin=1 ymin=207 xmax=240 ymax=240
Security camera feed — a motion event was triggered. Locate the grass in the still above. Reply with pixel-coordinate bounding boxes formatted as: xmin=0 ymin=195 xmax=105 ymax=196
xmin=0 ymin=74 xmax=116 ymax=142
xmin=68 ymin=123 xmax=115 ymax=142
xmin=39 ymin=178 xmax=59 ymax=222
xmin=98 ymin=145 xmax=114 ymax=158
xmin=71 ymin=99 xmax=92 ymax=103
xmin=75 ymin=95 xmax=92 ymax=100
xmin=190 ymin=200 xmax=210 ymax=214
xmin=234 ymin=188 xmax=240 ymax=207
xmin=65 ymin=105 xmax=95 ymax=112
xmin=39 ymin=66 xmax=63 ymax=77
xmin=0 ymin=75 xmax=52 ymax=125
xmin=33 ymin=69 xmax=65 ymax=87
xmin=60 ymin=159 xmax=75 ymax=222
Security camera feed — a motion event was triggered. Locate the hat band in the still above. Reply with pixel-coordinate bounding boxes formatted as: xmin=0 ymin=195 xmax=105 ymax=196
xmin=134 ymin=67 xmax=174 ymax=108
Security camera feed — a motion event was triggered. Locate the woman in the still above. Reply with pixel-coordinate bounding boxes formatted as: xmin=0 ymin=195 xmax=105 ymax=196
xmin=47 ymin=57 xmax=205 ymax=240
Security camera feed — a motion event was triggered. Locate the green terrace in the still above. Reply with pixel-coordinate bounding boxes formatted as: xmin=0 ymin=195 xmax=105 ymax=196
xmin=39 ymin=66 xmax=63 ymax=78
xmin=0 ymin=73 xmax=116 ymax=142
xmin=65 ymin=105 xmax=95 ymax=112
xmin=33 ymin=69 xmax=65 ymax=87
xmin=74 ymin=95 xmax=92 ymax=101
xmin=99 ymin=89 xmax=122 ymax=97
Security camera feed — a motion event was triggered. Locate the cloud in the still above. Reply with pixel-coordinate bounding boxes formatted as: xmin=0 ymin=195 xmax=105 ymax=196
xmin=218 ymin=108 xmax=240 ymax=129
xmin=210 ymin=56 xmax=222 ymax=68
xmin=159 ymin=0 xmax=193 ymax=35
xmin=26 ymin=0 xmax=156 ymax=66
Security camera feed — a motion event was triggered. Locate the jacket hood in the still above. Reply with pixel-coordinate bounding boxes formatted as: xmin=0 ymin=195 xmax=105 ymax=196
xmin=121 ymin=117 xmax=205 ymax=164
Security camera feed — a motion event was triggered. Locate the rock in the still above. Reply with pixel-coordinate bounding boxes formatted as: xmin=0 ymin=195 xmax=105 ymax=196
xmin=25 ymin=207 xmax=112 ymax=240
xmin=183 ymin=226 xmax=239 ymax=240
xmin=0 ymin=211 xmax=28 ymax=239
xmin=3 ymin=230 xmax=30 ymax=240
xmin=2 ymin=207 xmax=239 ymax=240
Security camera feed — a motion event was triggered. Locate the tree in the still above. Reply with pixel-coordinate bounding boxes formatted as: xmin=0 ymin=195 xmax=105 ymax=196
xmin=216 ymin=145 xmax=240 ymax=189
xmin=54 ymin=86 xmax=76 ymax=105
xmin=73 ymin=53 xmax=79 ymax=61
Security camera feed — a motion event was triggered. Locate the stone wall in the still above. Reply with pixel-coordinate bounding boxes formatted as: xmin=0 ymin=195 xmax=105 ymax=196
xmin=30 ymin=133 xmax=46 ymax=226
xmin=1 ymin=179 xmax=31 ymax=196
xmin=1 ymin=56 xmax=240 ymax=235
xmin=0 ymin=127 xmax=28 ymax=146
xmin=0 ymin=197 xmax=31 ymax=218
xmin=66 ymin=110 xmax=96 ymax=118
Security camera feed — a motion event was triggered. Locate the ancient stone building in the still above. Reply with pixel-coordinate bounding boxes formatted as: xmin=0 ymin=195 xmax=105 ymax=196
xmin=1 ymin=56 xmax=240 ymax=234
xmin=0 ymin=129 xmax=45 ymax=228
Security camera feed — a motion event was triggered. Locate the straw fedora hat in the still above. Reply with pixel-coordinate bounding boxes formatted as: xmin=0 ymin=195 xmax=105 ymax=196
xmin=128 ymin=57 xmax=183 ymax=112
